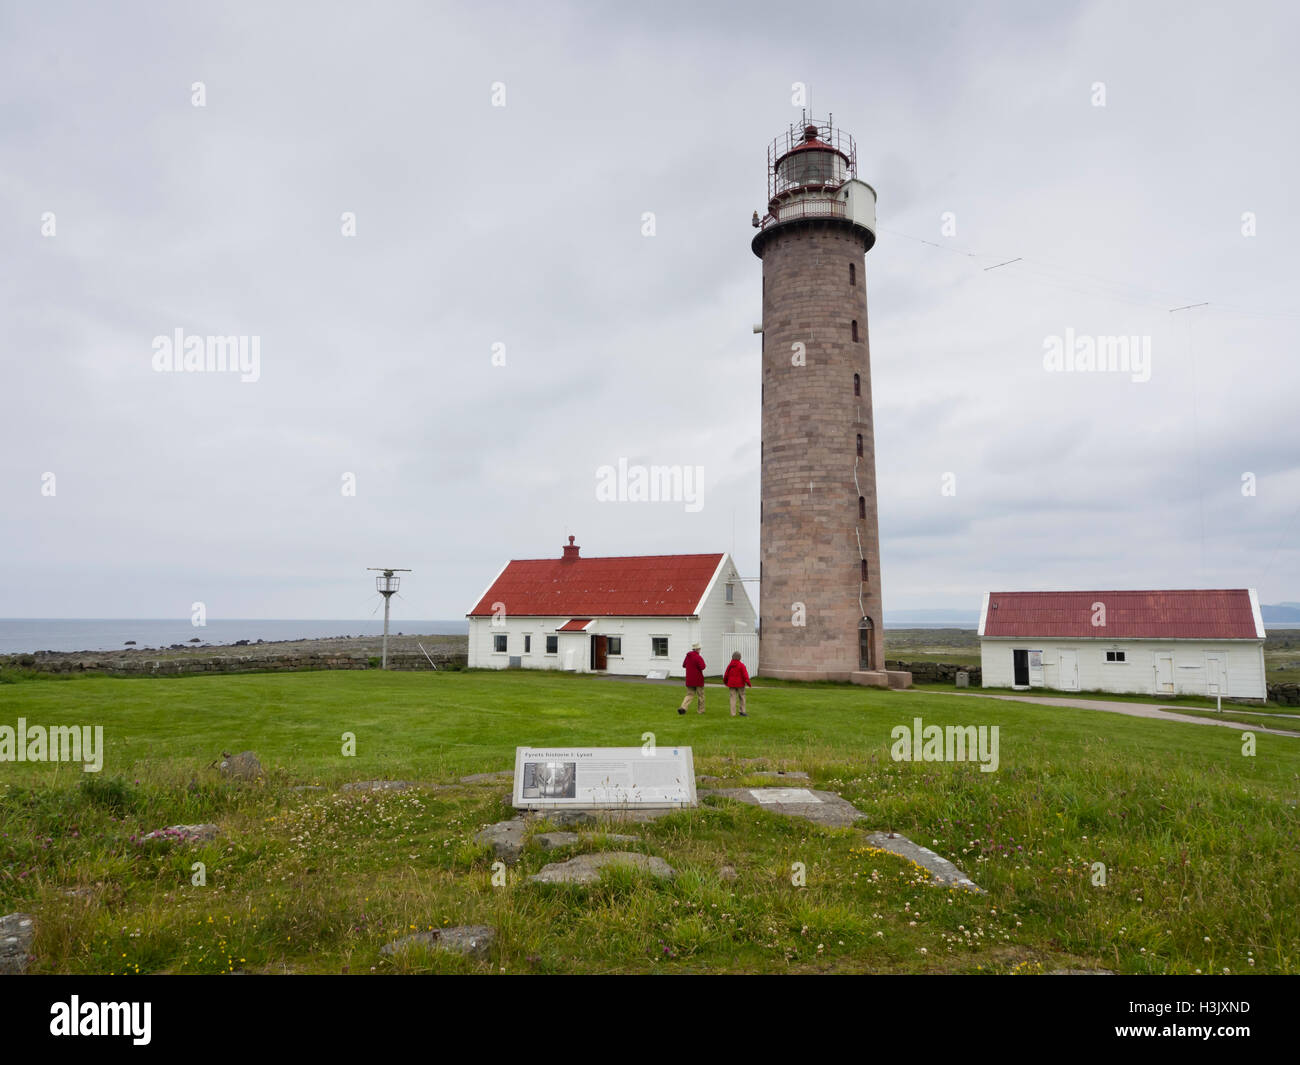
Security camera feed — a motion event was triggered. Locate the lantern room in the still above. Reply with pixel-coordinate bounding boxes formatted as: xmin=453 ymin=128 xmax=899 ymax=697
xmin=774 ymin=124 xmax=850 ymax=194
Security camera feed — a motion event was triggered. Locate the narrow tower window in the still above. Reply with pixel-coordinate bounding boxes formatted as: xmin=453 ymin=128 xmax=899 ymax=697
xmin=861 ymin=559 xmax=869 ymax=580
xmin=856 ymin=433 xmax=863 ymax=457
xmin=853 ymin=373 xmax=861 ymax=396
xmin=859 ymin=496 xmax=866 ymax=519
xmin=851 ymin=320 xmax=859 ymax=342
xmin=849 ymin=262 xmax=856 ymax=286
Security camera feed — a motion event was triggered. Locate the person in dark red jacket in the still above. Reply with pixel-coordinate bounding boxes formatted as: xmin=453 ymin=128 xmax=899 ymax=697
xmin=678 ymin=643 xmax=706 ymax=714
xmin=723 ymin=651 xmax=751 ymax=717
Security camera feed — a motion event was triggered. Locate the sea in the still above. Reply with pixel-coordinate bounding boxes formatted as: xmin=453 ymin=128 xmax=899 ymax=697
xmin=0 ymin=619 xmax=469 ymax=655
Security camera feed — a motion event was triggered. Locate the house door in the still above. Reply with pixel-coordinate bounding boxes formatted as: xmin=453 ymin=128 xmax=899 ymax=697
xmin=1205 ymin=652 xmax=1227 ymax=697
xmin=1058 ymin=649 xmax=1079 ymax=691
xmin=1154 ymin=653 xmax=1175 ymax=694
xmin=1013 ymin=649 xmax=1029 ymax=687
xmin=591 ymin=634 xmax=607 ymax=671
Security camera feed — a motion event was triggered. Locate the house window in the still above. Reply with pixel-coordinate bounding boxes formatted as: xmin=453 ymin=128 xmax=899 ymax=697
xmin=726 ymin=583 xmax=734 ymax=604
xmin=856 ymin=433 xmax=863 ymax=457
xmin=607 ymin=636 xmax=622 ymax=656
xmin=545 ymin=635 xmax=558 ymax=655
xmin=853 ymin=373 xmax=860 ymax=396
xmin=523 ymin=634 xmax=531 ymax=654
xmin=651 ymin=636 xmax=669 ymax=658
xmin=1105 ymin=650 xmax=1126 ymax=663
xmin=493 ymin=634 xmax=507 ymax=653
xmin=849 ymin=262 xmax=856 ymax=286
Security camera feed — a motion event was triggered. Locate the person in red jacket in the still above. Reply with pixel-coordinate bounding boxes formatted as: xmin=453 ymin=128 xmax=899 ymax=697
xmin=678 ymin=643 xmax=706 ymax=714
xmin=723 ymin=651 xmax=751 ymax=717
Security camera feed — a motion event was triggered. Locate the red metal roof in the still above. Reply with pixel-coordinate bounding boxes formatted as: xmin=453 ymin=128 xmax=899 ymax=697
xmin=468 ymin=552 xmax=725 ymax=618
xmin=981 ymin=589 xmax=1260 ymax=640
xmin=557 ymin=618 xmax=593 ymax=632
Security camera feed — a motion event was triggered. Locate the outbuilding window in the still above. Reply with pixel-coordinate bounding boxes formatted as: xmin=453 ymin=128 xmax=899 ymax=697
xmin=523 ymin=634 xmax=531 ymax=654
xmin=1105 ymin=650 xmax=1127 ymax=663
xmin=651 ymin=636 xmax=669 ymax=657
xmin=545 ymin=635 xmax=558 ymax=655
xmin=607 ymin=636 xmax=622 ymax=656
xmin=493 ymin=634 xmax=507 ymax=653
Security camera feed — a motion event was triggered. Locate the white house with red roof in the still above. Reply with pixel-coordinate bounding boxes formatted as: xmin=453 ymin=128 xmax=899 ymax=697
xmin=978 ymin=589 xmax=1267 ymax=701
xmin=466 ymin=537 xmax=757 ymax=678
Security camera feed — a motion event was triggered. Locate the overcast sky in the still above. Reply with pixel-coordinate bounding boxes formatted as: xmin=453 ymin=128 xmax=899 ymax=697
xmin=2 ymin=0 xmax=1297 ymax=622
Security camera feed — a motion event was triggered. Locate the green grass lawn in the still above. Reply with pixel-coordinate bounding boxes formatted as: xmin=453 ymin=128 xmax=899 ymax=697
xmin=1 ymin=669 xmax=1297 ymax=974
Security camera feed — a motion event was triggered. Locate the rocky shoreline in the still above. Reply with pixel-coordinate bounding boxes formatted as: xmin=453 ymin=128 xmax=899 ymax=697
xmin=1 ymin=632 xmax=470 ymax=676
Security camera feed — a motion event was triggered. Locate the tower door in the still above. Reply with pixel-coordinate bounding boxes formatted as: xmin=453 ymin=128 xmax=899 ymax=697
xmin=858 ymin=618 xmax=874 ymax=670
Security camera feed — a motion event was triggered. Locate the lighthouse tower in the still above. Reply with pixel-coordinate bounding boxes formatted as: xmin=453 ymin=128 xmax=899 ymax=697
xmin=752 ymin=116 xmax=906 ymax=687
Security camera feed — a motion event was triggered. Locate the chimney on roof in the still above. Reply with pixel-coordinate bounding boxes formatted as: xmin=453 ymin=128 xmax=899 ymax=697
xmin=562 ymin=535 xmax=580 ymax=562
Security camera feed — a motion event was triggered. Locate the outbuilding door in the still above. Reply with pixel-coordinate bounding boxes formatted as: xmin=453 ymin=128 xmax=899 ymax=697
xmin=1205 ymin=652 xmax=1227 ymax=697
xmin=1013 ymin=649 xmax=1029 ymax=686
xmin=1058 ymin=649 xmax=1079 ymax=691
xmin=1154 ymin=653 xmax=1175 ymax=694
xmin=590 ymin=634 xmax=607 ymax=671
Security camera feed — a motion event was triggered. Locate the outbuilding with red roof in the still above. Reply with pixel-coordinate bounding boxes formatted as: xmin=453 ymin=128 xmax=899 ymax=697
xmin=978 ymin=589 xmax=1267 ymax=701
xmin=466 ymin=537 xmax=757 ymax=678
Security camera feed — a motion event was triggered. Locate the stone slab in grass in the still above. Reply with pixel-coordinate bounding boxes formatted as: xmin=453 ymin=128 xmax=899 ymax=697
xmin=1047 ymin=968 xmax=1115 ymax=975
xmin=532 ymin=831 xmax=582 ymax=850
xmin=751 ymin=770 xmax=811 ymax=780
xmin=0 ymin=913 xmax=36 ymax=974
xmin=543 ymin=807 xmax=684 ymax=827
xmin=531 ymin=830 xmax=639 ymax=850
xmin=477 ymin=819 xmax=527 ymax=862
xmin=143 ymin=823 xmax=220 ymax=843
xmin=381 ymin=925 xmax=495 ymax=960
xmin=703 ymin=787 xmax=867 ymax=829
xmin=340 ymin=780 xmax=415 ymax=792
xmin=529 ymin=851 xmax=675 ymax=885
xmin=459 ymin=770 xmax=512 ymax=785
xmin=863 ymin=831 xmax=983 ymax=893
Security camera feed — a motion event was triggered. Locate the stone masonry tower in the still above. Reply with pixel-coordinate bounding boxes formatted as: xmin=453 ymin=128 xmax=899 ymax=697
xmin=752 ymin=115 xmax=907 ymax=687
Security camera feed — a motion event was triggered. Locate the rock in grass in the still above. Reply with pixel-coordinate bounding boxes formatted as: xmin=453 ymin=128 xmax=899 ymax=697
xmin=381 ymin=925 xmax=495 ymax=960
xmin=219 ymin=751 xmax=262 ymax=781
xmin=0 ymin=913 xmax=36 ymax=974
xmin=719 ymin=864 xmax=738 ymax=881
xmin=477 ymin=819 xmax=527 ymax=862
xmin=340 ymin=780 xmax=413 ymax=792
xmin=143 ymin=824 xmax=220 ymax=843
xmin=1047 ymin=968 xmax=1115 ymax=975
xmin=529 ymin=851 xmax=674 ymax=885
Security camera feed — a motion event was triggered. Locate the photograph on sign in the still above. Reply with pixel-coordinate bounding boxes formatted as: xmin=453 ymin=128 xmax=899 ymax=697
xmin=513 ymin=746 xmax=696 ymax=809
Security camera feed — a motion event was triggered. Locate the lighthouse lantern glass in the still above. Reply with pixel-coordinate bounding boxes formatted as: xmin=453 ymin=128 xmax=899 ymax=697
xmin=776 ymin=149 xmax=846 ymax=194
